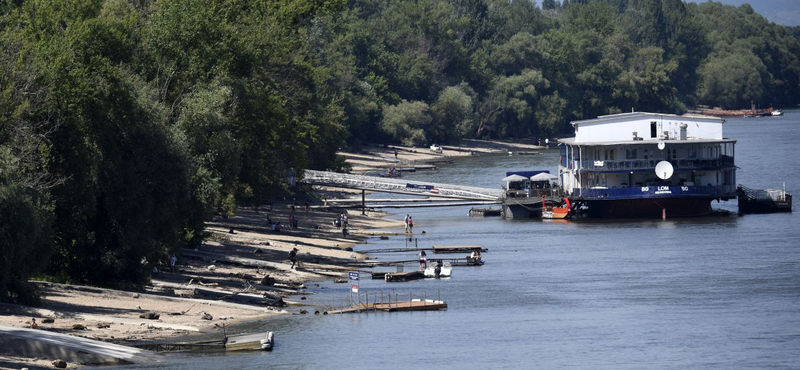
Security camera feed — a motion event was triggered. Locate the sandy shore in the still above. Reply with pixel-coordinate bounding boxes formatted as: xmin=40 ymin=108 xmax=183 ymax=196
xmin=0 ymin=139 xmax=519 ymax=369
xmin=0 ymin=200 xmax=404 ymax=369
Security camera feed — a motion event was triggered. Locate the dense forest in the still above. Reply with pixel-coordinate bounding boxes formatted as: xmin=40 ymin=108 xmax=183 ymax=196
xmin=2 ymin=0 xmax=799 ymax=302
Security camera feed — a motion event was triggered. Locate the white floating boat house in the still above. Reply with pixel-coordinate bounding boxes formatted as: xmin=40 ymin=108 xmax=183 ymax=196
xmin=558 ymin=112 xmax=737 ymax=218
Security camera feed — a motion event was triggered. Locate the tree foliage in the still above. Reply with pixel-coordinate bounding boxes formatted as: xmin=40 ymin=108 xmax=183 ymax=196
xmin=2 ymin=0 xmax=799 ymax=298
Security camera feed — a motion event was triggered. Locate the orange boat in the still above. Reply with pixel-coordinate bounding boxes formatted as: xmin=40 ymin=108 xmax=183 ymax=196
xmin=542 ymin=196 xmax=571 ymax=219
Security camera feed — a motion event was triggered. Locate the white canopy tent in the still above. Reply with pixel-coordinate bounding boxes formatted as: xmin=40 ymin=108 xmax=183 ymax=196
xmin=530 ymin=173 xmax=558 ymax=182
xmin=502 ymin=174 xmax=529 ymax=182
xmin=502 ymin=174 xmax=530 ymax=192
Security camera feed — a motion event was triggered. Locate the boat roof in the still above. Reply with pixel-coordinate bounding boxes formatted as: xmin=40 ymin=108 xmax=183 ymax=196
xmin=570 ymin=112 xmax=725 ymax=127
xmin=558 ymin=137 xmax=737 ymax=146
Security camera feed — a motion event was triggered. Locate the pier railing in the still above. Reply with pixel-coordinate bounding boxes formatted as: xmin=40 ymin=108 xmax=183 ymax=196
xmin=322 ymin=289 xmax=444 ymax=313
xmin=302 ymin=170 xmax=503 ymax=201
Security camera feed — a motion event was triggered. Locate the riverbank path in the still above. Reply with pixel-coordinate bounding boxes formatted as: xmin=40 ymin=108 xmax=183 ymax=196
xmin=302 ymin=170 xmax=503 ymax=202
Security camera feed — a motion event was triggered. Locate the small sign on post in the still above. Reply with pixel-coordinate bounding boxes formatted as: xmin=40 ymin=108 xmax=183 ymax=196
xmin=348 ymin=271 xmax=362 ymax=311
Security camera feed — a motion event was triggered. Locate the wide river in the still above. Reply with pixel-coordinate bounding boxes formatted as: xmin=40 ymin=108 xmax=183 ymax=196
xmin=119 ymin=112 xmax=800 ymax=369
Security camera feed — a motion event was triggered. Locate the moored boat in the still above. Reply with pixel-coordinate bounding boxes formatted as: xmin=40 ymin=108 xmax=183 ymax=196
xmin=541 ymin=196 xmax=571 ymax=219
xmin=771 ymin=109 xmax=784 ymax=116
xmin=424 ymin=261 xmax=452 ymax=278
xmin=737 ymin=184 xmax=792 ymax=213
xmin=558 ymin=112 xmax=737 ymax=218
xmin=225 ymin=331 xmax=274 ymax=351
xmin=696 ymin=102 xmax=773 ymax=118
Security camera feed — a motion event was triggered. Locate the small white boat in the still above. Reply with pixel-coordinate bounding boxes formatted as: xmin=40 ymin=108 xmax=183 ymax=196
xmin=225 ymin=331 xmax=274 ymax=351
xmin=772 ymin=109 xmax=783 ymax=116
xmin=424 ymin=262 xmax=452 ymax=278
xmin=429 ymin=144 xmax=443 ymax=153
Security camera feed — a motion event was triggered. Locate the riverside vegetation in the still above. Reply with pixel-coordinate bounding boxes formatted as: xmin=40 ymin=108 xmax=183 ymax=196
xmin=2 ymin=0 xmax=800 ymax=303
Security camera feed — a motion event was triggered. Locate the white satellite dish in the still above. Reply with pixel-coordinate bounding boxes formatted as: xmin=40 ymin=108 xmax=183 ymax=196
xmin=657 ymin=141 xmax=666 ymax=150
xmin=655 ymin=161 xmax=673 ymax=180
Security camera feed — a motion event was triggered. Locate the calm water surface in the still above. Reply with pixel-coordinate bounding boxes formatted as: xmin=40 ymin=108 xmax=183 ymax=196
xmin=119 ymin=112 xmax=800 ymax=369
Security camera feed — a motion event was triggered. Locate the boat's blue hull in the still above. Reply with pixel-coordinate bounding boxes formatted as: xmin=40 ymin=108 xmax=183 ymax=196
xmin=573 ymin=185 xmax=734 ymax=218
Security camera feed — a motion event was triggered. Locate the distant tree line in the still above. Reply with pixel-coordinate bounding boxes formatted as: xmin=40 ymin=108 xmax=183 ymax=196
xmin=2 ymin=0 xmax=798 ymax=302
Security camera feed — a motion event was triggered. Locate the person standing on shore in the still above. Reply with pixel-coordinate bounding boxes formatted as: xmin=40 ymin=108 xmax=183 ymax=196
xmin=407 ymin=216 xmax=414 ymax=234
xmin=404 ymin=214 xmax=410 ymax=233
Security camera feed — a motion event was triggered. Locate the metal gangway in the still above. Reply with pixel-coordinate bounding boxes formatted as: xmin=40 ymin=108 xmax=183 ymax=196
xmin=302 ymin=170 xmax=503 ymax=202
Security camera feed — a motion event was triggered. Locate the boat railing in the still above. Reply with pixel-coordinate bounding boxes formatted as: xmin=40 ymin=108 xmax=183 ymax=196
xmin=581 ymin=157 xmax=734 ymax=171
xmin=505 ymin=188 xmax=564 ymax=199
xmin=737 ymin=184 xmax=786 ymax=201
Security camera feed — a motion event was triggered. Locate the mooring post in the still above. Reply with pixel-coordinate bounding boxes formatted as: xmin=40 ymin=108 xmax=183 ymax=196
xmin=361 ymin=190 xmax=366 ymax=215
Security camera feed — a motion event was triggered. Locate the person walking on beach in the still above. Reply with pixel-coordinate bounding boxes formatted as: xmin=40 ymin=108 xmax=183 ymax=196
xmin=418 ymin=250 xmax=427 ymax=270
xmin=404 ymin=214 xmax=410 ymax=233
xmin=289 ymin=247 xmax=299 ymax=269
xmin=407 ymin=216 xmax=414 ymax=234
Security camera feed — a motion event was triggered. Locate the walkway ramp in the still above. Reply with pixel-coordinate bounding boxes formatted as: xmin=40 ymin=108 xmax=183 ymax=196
xmin=302 ymin=170 xmax=503 ymax=202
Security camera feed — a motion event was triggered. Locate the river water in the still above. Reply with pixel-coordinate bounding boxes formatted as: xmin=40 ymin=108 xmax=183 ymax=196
xmin=119 ymin=112 xmax=800 ymax=369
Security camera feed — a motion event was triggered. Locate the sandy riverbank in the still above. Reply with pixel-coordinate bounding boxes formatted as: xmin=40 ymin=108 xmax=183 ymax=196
xmin=1 ymin=139 xmax=517 ymax=369
xmin=0 ymin=200 xmax=402 ymax=369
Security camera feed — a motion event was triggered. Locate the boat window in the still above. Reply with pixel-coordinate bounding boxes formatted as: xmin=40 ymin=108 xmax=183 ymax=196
xmin=626 ymin=149 xmax=637 ymax=159
xmin=650 ymin=121 xmax=657 ymax=138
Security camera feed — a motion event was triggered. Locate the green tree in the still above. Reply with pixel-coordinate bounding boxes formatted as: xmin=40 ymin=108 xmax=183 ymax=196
xmin=476 ymin=69 xmax=549 ymax=138
xmin=697 ymin=50 xmax=767 ymax=108
xmin=380 ymin=100 xmax=432 ymax=146
xmin=0 ymin=185 xmax=53 ymax=304
xmin=431 ymin=84 xmax=475 ymax=143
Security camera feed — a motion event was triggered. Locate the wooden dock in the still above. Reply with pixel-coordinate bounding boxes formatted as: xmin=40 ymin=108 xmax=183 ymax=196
xmin=432 ymin=245 xmax=487 ymax=254
xmin=327 ymin=299 xmax=447 ymax=314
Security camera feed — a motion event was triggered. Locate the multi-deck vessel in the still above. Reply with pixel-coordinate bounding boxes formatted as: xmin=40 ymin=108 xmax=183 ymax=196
xmin=558 ymin=112 xmax=737 ymax=218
